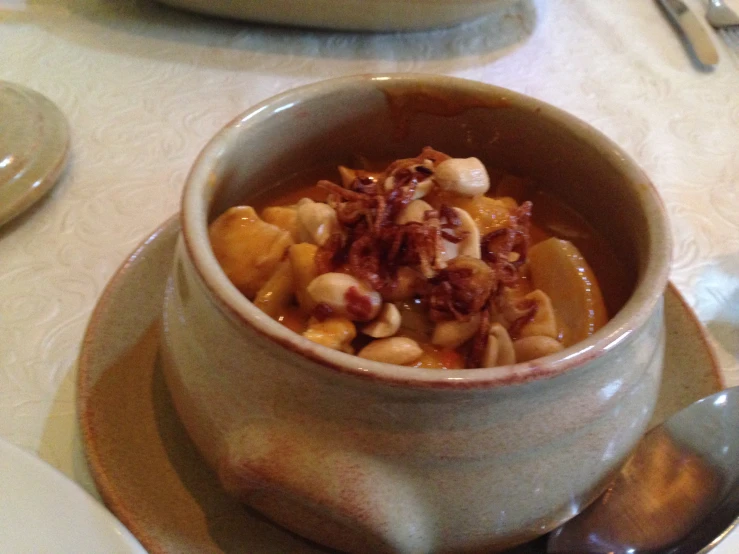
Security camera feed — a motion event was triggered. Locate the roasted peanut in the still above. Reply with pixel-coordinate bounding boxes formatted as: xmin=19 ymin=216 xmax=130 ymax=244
xmin=440 ymin=207 xmax=481 ymax=261
xmin=483 ymin=323 xmax=516 ymax=367
xmin=518 ymin=289 xmax=558 ymax=339
xmin=297 ymin=201 xmax=338 ymax=247
xmin=338 ymin=166 xmax=382 ymax=188
xmin=431 ymin=314 xmax=481 ymax=349
xmin=361 ymin=303 xmax=401 ymax=338
xmin=384 ymin=160 xmax=435 ymax=199
xmin=306 ymin=273 xmax=382 ymax=321
xmin=513 ymin=336 xmax=564 ymax=362
xmin=498 ymin=286 xmax=534 ymax=327
xmin=303 ymin=316 xmax=356 ymax=353
xmin=358 ymin=337 xmax=423 ymax=365
xmin=338 ymin=166 xmax=357 ymax=188
xmin=396 ymin=199 xmax=433 ymax=225
xmin=434 ymin=157 xmax=490 ymax=197
xmin=414 ymin=181 xmax=434 ymax=199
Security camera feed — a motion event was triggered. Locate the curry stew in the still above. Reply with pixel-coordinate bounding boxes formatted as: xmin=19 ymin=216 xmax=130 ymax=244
xmin=209 ymin=148 xmax=623 ymax=369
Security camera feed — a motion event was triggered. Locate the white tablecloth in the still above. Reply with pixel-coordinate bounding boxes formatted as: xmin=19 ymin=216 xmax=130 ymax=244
xmin=1 ymin=0 xmax=738 ymax=547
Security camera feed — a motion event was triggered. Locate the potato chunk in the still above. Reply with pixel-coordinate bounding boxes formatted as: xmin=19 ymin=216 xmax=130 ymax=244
xmin=261 ymin=206 xmax=300 ymax=242
xmin=528 ymin=238 xmax=607 ymax=347
xmin=209 ymin=206 xmax=293 ymax=298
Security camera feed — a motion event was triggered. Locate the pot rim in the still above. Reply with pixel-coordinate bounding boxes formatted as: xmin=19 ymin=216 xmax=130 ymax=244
xmin=180 ymin=73 xmax=671 ymax=390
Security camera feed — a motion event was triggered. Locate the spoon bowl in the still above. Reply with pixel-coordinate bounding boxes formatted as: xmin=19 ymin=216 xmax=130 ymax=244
xmin=548 ymin=386 xmax=739 ymax=553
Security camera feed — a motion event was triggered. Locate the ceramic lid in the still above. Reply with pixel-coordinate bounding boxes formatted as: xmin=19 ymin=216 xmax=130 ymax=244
xmin=0 ymin=81 xmax=69 ymax=227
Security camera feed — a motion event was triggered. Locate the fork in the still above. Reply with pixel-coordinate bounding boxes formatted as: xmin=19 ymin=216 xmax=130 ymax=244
xmin=706 ymin=0 xmax=739 ymax=57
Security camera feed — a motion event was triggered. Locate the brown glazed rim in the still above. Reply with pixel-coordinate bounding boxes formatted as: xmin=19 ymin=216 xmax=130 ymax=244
xmin=180 ymin=73 xmax=672 ymax=390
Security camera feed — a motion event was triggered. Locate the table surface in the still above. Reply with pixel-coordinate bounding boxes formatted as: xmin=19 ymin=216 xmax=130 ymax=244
xmin=1 ymin=0 xmax=738 ymax=549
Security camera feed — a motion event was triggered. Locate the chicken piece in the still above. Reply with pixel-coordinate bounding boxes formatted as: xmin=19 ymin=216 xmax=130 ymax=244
xmin=209 ymin=206 xmax=293 ymax=298
xmin=253 ymin=259 xmax=295 ymax=317
xmin=302 ymin=316 xmax=356 ymax=353
xmin=261 ymin=206 xmax=300 ymax=242
xmin=427 ymin=191 xmax=514 ymax=235
xmin=289 ymin=242 xmax=320 ymax=312
xmin=452 ymin=195 xmax=515 ymax=235
xmin=412 ymin=344 xmax=466 ymax=370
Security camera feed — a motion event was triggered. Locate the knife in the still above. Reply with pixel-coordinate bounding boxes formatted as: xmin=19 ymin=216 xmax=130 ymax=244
xmin=656 ymin=0 xmax=719 ymax=68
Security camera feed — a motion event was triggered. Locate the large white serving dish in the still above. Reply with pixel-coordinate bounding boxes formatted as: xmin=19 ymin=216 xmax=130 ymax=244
xmin=155 ymin=0 xmax=519 ymax=31
xmin=0 ymin=438 xmax=146 ymax=553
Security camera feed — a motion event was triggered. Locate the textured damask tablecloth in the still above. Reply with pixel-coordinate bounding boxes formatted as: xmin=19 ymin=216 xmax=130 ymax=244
xmin=1 ymin=0 xmax=737 ymax=518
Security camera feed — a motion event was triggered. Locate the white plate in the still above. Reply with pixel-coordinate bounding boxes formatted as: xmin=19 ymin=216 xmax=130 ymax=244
xmin=0 ymin=437 xmax=146 ymax=553
xmin=155 ymin=0 xmax=521 ymax=31
xmin=78 ymin=217 xmax=737 ymax=553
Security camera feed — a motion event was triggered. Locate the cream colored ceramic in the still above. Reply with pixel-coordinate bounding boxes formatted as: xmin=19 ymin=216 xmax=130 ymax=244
xmin=156 ymin=0 xmax=519 ymax=31
xmin=0 ymin=437 xmax=146 ymax=554
xmin=0 ymin=81 xmax=69 ymax=228
xmin=77 ymin=218 xmax=720 ymax=554
xmin=160 ymin=74 xmax=671 ymax=553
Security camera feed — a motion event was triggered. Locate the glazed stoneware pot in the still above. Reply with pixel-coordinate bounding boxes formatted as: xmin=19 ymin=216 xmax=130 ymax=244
xmin=161 ymin=74 xmax=671 ymax=553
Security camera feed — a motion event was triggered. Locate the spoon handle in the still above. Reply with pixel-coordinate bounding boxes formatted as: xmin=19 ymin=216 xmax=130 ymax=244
xmin=656 ymin=0 xmax=719 ymax=68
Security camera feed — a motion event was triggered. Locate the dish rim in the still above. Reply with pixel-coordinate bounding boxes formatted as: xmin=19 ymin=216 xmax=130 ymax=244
xmin=76 ymin=216 xmax=725 ymax=554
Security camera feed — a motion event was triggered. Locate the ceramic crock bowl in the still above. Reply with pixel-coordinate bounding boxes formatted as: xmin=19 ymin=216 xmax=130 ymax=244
xmin=161 ymin=74 xmax=671 ymax=553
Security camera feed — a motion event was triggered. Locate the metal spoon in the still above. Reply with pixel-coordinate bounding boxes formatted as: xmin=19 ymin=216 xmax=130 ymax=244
xmin=547 ymin=386 xmax=739 ymax=554
xmin=707 ymin=0 xmax=739 ymax=28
